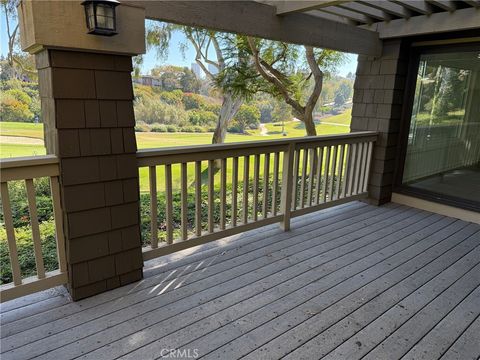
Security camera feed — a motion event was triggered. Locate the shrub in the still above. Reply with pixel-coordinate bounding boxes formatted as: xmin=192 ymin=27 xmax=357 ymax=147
xmin=134 ymin=97 xmax=188 ymax=126
xmin=151 ymin=124 xmax=168 ymax=132
xmin=166 ymin=125 xmax=177 ymax=132
xmin=187 ymin=109 xmax=218 ymax=127
xmin=135 ymin=122 xmax=150 ymax=132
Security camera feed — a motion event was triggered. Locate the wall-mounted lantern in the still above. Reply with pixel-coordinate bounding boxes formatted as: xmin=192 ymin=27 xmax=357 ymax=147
xmin=82 ymin=0 xmax=119 ymax=36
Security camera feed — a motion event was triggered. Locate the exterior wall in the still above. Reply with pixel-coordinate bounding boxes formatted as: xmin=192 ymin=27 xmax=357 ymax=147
xmin=36 ymin=49 xmax=143 ymax=300
xmin=351 ymin=39 xmax=409 ymax=205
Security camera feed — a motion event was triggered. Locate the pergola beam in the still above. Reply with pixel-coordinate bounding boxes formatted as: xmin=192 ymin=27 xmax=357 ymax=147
xmin=133 ymin=1 xmax=382 ymax=56
xmin=274 ymin=1 xmax=347 ymax=15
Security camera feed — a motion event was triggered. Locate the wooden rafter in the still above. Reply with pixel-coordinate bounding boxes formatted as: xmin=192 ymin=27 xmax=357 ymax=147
xmin=274 ymin=1 xmax=348 ymax=15
xmin=320 ymin=5 xmax=375 ymax=23
xmin=357 ymin=0 xmax=412 ymax=18
xmin=394 ymin=0 xmax=434 ymax=15
xmin=337 ymin=2 xmax=393 ymax=21
xmin=427 ymin=0 xmax=458 ymax=11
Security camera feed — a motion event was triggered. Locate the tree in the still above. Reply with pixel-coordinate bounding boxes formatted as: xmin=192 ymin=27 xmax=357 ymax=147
xmin=229 ymin=104 xmax=260 ymax=133
xmin=146 ymin=23 xmax=248 ymax=144
xmin=334 ymin=82 xmax=351 ymax=107
xmin=1 ymin=0 xmax=36 ymax=79
xmin=246 ymin=38 xmax=345 ymax=136
xmin=183 ymin=28 xmax=248 ymax=144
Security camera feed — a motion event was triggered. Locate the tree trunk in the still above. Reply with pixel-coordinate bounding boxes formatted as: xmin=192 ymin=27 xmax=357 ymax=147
xmin=212 ymin=92 xmax=243 ymax=144
xmin=303 ymin=111 xmax=317 ymax=136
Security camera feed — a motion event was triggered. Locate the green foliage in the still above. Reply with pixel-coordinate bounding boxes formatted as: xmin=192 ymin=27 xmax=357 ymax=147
xmin=187 ymin=109 xmax=218 ymax=127
xmin=134 ymin=96 xmax=189 ymax=126
xmin=0 ymin=79 xmax=41 ymax=122
xmin=229 ymin=104 xmax=260 ymax=133
xmin=0 ymin=178 xmax=57 ymax=284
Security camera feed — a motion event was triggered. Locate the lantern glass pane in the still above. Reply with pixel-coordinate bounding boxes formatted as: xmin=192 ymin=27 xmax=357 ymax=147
xmin=95 ymin=4 xmax=115 ymax=30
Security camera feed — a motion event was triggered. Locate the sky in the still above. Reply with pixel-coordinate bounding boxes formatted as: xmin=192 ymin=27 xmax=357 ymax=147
xmin=1 ymin=13 xmax=357 ymax=77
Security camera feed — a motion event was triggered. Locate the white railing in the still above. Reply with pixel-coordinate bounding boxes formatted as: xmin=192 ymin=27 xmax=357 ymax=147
xmin=0 ymin=156 xmax=67 ymax=302
xmin=137 ymin=132 xmax=377 ymax=260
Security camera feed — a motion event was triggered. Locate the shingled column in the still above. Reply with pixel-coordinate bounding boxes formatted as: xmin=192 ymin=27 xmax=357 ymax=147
xmin=19 ymin=1 xmax=146 ymax=299
xmin=350 ymin=39 xmax=409 ymax=205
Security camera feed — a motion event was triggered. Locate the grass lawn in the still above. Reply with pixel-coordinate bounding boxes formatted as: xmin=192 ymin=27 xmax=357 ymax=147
xmin=1 ymin=110 xmax=351 ymax=191
xmin=0 ymin=122 xmax=44 ymax=139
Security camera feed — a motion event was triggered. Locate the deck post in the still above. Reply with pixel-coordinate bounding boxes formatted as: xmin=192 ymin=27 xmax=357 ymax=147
xmin=350 ymin=39 xmax=409 ymax=205
xmin=19 ymin=1 xmax=146 ymax=300
xmin=280 ymin=143 xmax=295 ymax=231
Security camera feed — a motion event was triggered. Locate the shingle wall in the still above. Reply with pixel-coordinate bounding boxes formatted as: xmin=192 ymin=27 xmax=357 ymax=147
xmin=36 ymin=49 xmax=143 ymax=300
xmin=351 ymin=39 xmax=409 ymax=205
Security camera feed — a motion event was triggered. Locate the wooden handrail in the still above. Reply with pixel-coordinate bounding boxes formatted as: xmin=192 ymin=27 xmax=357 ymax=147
xmin=0 ymin=155 xmax=59 ymax=182
xmin=137 ymin=132 xmax=378 ymax=166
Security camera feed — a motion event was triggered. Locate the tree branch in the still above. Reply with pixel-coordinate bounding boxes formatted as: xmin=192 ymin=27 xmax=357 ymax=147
xmin=247 ymin=37 xmax=304 ymax=117
xmin=304 ymin=46 xmax=324 ymax=113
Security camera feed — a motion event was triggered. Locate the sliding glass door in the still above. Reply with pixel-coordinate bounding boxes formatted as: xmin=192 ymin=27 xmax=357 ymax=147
xmin=401 ymin=48 xmax=480 ymax=209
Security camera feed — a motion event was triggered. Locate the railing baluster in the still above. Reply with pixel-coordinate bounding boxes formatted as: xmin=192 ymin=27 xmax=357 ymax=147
xmin=341 ymin=145 xmax=351 ymax=199
xmin=347 ymin=143 xmax=357 ymax=196
xmin=165 ymin=164 xmax=173 ymax=244
xmin=335 ymin=145 xmax=345 ymax=200
xmin=358 ymin=142 xmax=367 ymax=194
xmin=280 ymin=143 xmax=295 ymax=231
xmin=315 ymin=147 xmax=323 ymax=205
xmin=242 ymin=155 xmax=249 ymax=224
xmin=307 ymin=148 xmax=315 ymax=206
xmin=272 ymin=152 xmax=279 ymax=216
xmin=300 ymin=149 xmax=308 ymax=208
xmin=149 ymin=166 xmax=158 ymax=248
xmin=292 ymin=149 xmax=300 ymax=210
xmin=181 ymin=162 xmax=188 ymax=241
xmin=208 ymin=160 xmax=215 ymax=233
xmin=262 ymin=153 xmax=270 ymax=219
xmin=195 ymin=161 xmax=202 ymax=237
xmin=328 ymin=145 xmax=338 ymax=201
xmin=253 ymin=154 xmax=260 ymax=221
xmin=322 ymin=146 xmax=331 ymax=203
xmin=220 ymin=158 xmax=227 ymax=230
xmin=232 ymin=157 xmax=239 ymax=227
xmin=49 ymin=177 xmax=67 ymax=274
xmin=363 ymin=142 xmax=373 ymax=193
xmin=353 ymin=142 xmax=363 ymax=195
xmin=0 ymin=182 xmax=22 ymax=285
xmin=25 ymin=179 xmax=45 ymax=279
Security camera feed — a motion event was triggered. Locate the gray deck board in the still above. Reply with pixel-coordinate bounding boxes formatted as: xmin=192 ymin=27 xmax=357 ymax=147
xmin=0 ymin=201 xmax=478 ymax=360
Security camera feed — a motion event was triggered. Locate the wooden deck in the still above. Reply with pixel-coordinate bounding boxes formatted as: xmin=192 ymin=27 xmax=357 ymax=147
xmin=1 ymin=201 xmax=479 ymax=360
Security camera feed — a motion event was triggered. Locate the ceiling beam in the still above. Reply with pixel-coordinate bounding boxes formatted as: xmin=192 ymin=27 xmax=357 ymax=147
xmin=357 ymin=1 xmax=412 ymax=18
xmin=273 ymin=1 xmax=347 ymax=15
xmin=338 ymin=2 xmax=393 ymax=21
xmin=363 ymin=6 xmax=480 ymax=38
xmin=132 ymin=1 xmax=382 ymax=56
xmin=394 ymin=0 xmax=434 ymax=15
